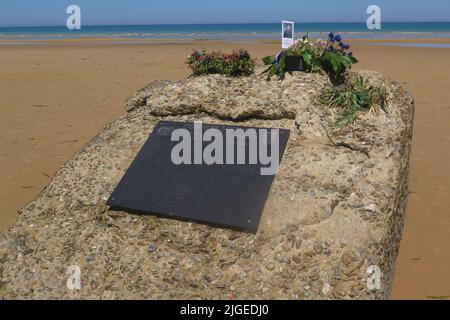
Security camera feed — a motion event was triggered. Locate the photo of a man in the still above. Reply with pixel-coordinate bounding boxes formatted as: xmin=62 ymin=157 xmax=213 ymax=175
xmin=283 ymin=22 xmax=293 ymax=38
xmin=282 ymin=20 xmax=294 ymax=48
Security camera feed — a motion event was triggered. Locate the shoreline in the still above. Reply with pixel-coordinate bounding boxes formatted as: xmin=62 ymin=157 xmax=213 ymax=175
xmin=1 ymin=36 xmax=450 ymax=47
xmin=0 ymin=38 xmax=449 ymax=299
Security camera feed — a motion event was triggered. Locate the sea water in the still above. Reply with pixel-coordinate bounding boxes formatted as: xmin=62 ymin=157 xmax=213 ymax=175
xmin=1 ymin=22 xmax=450 ymax=42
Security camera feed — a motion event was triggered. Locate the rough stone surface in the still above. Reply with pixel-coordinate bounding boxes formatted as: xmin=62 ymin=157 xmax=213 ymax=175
xmin=0 ymin=67 xmax=414 ymax=299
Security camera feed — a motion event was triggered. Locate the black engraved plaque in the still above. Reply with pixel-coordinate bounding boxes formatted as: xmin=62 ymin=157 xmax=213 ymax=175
xmin=107 ymin=120 xmax=290 ymax=233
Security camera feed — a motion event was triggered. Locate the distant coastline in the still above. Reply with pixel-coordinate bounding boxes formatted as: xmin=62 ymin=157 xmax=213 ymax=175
xmin=1 ymin=22 xmax=450 ymax=41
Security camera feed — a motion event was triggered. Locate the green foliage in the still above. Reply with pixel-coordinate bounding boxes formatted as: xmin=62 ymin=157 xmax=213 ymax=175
xmin=186 ymin=49 xmax=255 ymax=77
xmin=320 ymin=76 xmax=388 ymax=127
xmin=262 ymin=33 xmax=358 ymax=83
xmin=262 ymin=53 xmax=282 ymax=78
xmin=261 ymin=37 xmax=322 ymax=79
xmin=321 ymin=51 xmax=358 ymax=84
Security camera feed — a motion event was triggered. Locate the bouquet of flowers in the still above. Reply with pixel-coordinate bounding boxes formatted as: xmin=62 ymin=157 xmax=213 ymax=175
xmin=262 ymin=32 xmax=357 ymax=83
xmin=186 ymin=49 xmax=255 ymax=77
xmin=319 ymin=32 xmax=358 ymax=83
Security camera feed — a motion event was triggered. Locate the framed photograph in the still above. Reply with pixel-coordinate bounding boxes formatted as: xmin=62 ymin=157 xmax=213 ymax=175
xmin=282 ymin=20 xmax=294 ymax=48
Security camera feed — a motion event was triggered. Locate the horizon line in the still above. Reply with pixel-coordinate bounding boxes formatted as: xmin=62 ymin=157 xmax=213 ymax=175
xmin=1 ymin=21 xmax=450 ymax=29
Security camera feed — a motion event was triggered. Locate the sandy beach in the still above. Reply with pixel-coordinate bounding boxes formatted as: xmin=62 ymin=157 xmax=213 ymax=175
xmin=0 ymin=38 xmax=449 ymax=299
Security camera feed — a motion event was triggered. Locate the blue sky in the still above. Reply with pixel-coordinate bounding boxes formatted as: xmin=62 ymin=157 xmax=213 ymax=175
xmin=0 ymin=0 xmax=449 ymax=27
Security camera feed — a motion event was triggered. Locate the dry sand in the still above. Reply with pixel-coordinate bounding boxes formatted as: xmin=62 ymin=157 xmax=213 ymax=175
xmin=0 ymin=38 xmax=449 ymax=299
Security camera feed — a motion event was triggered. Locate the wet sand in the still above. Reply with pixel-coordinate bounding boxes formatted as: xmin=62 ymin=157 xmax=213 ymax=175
xmin=0 ymin=38 xmax=449 ymax=299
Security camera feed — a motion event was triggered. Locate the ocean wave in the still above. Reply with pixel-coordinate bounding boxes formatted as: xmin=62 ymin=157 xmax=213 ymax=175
xmin=1 ymin=29 xmax=450 ymax=41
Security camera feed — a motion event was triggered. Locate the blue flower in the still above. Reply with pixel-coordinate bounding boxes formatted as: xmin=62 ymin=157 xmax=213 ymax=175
xmin=339 ymin=42 xmax=350 ymax=50
xmin=328 ymin=32 xmax=335 ymax=42
xmin=335 ymin=34 xmax=342 ymax=42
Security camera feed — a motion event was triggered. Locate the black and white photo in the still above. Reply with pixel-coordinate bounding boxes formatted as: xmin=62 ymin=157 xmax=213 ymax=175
xmin=282 ymin=20 xmax=294 ymax=48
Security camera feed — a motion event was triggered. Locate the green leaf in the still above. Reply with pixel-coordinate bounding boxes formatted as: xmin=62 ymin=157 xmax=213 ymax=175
xmin=323 ymin=52 xmax=338 ymax=72
xmin=302 ymin=52 xmax=312 ymax=66
xmin=262 ymin=55 xmax=275 ymax=65
xmin=349 ymin=56 xmax=358 ymax=64
xmin=322 ymin=52 xmax=355 ymax=78
xmin=268 ymin=64 xmax=277 ymax=77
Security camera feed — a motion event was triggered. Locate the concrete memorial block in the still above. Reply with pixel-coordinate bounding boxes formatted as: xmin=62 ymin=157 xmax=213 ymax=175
xmin=0 ymin=69 xmax=414 ymax=299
